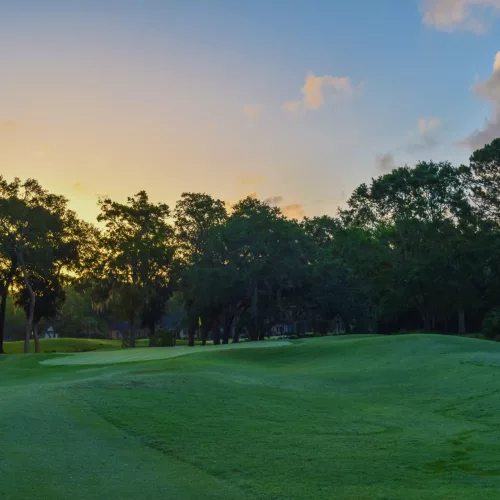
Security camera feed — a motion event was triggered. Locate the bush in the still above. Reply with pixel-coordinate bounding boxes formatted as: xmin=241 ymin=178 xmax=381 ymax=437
xmin=150 ymin=329 xmax=176 ymax=347
xmin=482 ymin=307 xmax=500 ymax=339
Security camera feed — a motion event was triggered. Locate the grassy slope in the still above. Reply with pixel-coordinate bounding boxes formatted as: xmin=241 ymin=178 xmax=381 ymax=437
xmin=1 ymin=334 xmax=500 ymax=499
xmin=3 ymin=337 xmax=210 ymax=353
xmin=3 ymin=338 xmax=123 ymax=353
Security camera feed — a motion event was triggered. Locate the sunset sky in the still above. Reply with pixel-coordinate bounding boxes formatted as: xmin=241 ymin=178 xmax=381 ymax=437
xmin=1 ymin=0 xmax=500 ymax=221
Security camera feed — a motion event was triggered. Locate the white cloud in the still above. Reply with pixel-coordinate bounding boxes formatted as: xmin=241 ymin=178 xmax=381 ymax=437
xmin=421 ymin=0 xmax=500 ymax=32
xmin=461 ymin=51 xmax=500 ymax=149
xmin=495 ymin=52 xmax=500 ymax=71
xmin=284 ymin=72 xmax=353 ymax=113
xmin=407 ymin=117 xmax=441 ymax=152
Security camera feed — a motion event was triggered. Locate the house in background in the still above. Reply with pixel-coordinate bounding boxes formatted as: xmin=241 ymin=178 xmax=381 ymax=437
xmin=41 ymin=326 xmax=58 ymax=339
xmin=108 ymin=321 xmax=130 ymax=340
xmin=160 ymin=311 xmax=188 ymax=338
xmin=108 ymin=321 xmax=150 ymax=340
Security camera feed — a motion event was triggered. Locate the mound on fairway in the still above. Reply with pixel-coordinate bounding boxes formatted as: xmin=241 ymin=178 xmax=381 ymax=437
xmin=3 ymin=337 xmax=124 ymax=354
xmin=2 ymin=334 xmax=500 ymax=500
xmin=40 ymin=340 xmax=292 ymax=366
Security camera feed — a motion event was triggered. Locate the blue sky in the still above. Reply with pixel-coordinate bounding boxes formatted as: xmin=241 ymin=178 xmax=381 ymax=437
xmin=1 ymin=0 xmax=500 ymax=219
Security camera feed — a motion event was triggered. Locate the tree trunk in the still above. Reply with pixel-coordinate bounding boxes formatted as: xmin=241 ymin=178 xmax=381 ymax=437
xmin=250 ymin=284 xmax=258 ymax=341
xmin=458 ymin=307 xmax=466 ymax=334
xmin=0 ymin=258 xmax=18 ymax=354
xmin=188 ymin=326 xmax=195 ymax=347
xmin=33 ymin=325 xmax=40 ymax=354
xmin=201 ymin=323 xmax=209 ymax=346
xmin=232 ymin=320 xmax=243 ymax=344
xmin=128 ymin=314 xmax=139 ymax=348
xmin=212 ymin=328 xmax=221 ymax=345
xmin=222 ymin=315 xmax=233 ymax=344
xmin=129 ymin=327 xmax=136 ymax=348
xmin=423 ymin=313 xmax=431 ymax=332
xmin=19 ymin=253 xmax=35 ymax=354
xmin=258 ymin=318 xmax=266 ymax=341
xmin=149 ymin=323 xmax=156 ymax=347
xmin=0 ymin=288 xmax=7 ymax=354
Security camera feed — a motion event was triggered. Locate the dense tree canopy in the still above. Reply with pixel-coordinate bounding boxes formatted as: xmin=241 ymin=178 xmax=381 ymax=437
xmin=4 ymin=139 xmax=500 ymax=352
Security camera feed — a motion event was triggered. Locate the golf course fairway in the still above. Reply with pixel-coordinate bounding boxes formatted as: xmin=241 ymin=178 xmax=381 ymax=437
xmin=1 ymin=334 xmax=500 ymax=499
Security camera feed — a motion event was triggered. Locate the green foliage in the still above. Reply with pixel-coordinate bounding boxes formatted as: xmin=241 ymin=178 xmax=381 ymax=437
xmin=0 ymin=177 xmax=87 ymax=352
xmin=482 ymin=307 xmax=500 ymax=339
xmin=149 ymin=329 xmax=176 ymax=347
xmin=51 ymin=286 xmax=107 ymax=338
xmin=469 ymin=138 xmax=500 ymax=221
xmin=4 ymin=294 xmax=25 ymax=340
xmin=96 ymin=191 xmax=177 ymax=347
xmin=7 ymin=138 xmax=500 ymax=350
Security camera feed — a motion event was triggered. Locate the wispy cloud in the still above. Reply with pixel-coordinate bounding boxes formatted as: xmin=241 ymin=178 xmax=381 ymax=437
xmin=243 ymin=104 xmax=263 ymax=119
xmin=72 ymin=182 xmax=87 ymax=194
xmin=283 ymin=100 xmax=303 ymax=114
xmin=417 ymin=117 xmax=441 ymax=135
xmin=406 ymin=117 xmax=441 ymax=152
xmin=284 ymin=72 xmax=354 ymax=113
xmin=264 ymin=195 xmax=283 ymax=205
xmin=375 ymin=152 xmax=396 ymax=173
xmin=421 ymin=0 xmax=500 ymax=32
xmin=281 ymin=203 xmax=306 ymax=220
xmin=461 ymin=51 xmax=500 ymax=149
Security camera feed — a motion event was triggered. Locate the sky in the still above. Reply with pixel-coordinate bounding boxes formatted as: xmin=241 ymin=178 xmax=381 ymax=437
xmin=1 ymin=0 xmax=500 ymax=221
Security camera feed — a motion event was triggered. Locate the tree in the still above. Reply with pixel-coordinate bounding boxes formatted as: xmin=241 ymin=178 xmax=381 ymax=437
xmin=468 ymin=138 xmax=500 ymax=222
xmin=15 ymin=273 xmax=65 ymax=352
xmin=97 ymin=191 xmax=176 ymax=347
xmin=0 ymin=177 xmax=82 ymax=353
xmin=340 ymin=162 xmax=476 ymax=333
xmin=183 ymin=197 xmax=309 ymax=343
xmin=174 ymin=192 xmax=227 ymax=261
xmin=174 ymin=192 xmax=228 ymax=345
xmin=52 ymin=286 xmax=107 ymax=339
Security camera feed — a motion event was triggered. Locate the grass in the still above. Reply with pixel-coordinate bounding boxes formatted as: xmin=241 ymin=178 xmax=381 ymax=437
xmin=1 ymin=334 xmax=500 ymax=499
xmin=3 ymin=337 xmax=212 ymax=353
xmin=3 ymin=337 xmax=123 ymax=353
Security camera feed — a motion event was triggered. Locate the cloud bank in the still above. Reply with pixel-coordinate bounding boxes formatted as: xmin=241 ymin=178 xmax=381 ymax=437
xmin=461 ymin=51 xmax=500 ymax=149
xmin=421 ymin=0 xmax=500 ymax=32
xmin=284 ymin=73 xmax=353 ymax=113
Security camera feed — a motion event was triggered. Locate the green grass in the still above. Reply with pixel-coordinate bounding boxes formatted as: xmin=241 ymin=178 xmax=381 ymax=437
xmin=1 ymin=334 xmax=500 ymax=499
xmin=3 ymin=337 xmax=123 ymax=353
xmin=4 ymin=337 xmax=212 ymax=353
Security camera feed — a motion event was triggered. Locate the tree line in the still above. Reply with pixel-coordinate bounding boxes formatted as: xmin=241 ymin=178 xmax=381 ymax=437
xmin=2 ymin=138 xmax=500 ymax=353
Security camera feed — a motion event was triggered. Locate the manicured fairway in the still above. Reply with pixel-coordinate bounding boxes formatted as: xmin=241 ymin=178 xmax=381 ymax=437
xmin=2 ymin=334 xmax=500 ymax=499
xmin=3 ymin=337 xmax=123 ymax=354
xmin=41 ymin=339 xmax=291 ymax=365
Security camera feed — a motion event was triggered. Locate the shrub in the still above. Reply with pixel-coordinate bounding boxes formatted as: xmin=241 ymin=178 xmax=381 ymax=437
xmin=482 ymin=307 xmax=500 ymax=340
xmin=150 ymin=329 xmax=176 ymax=347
